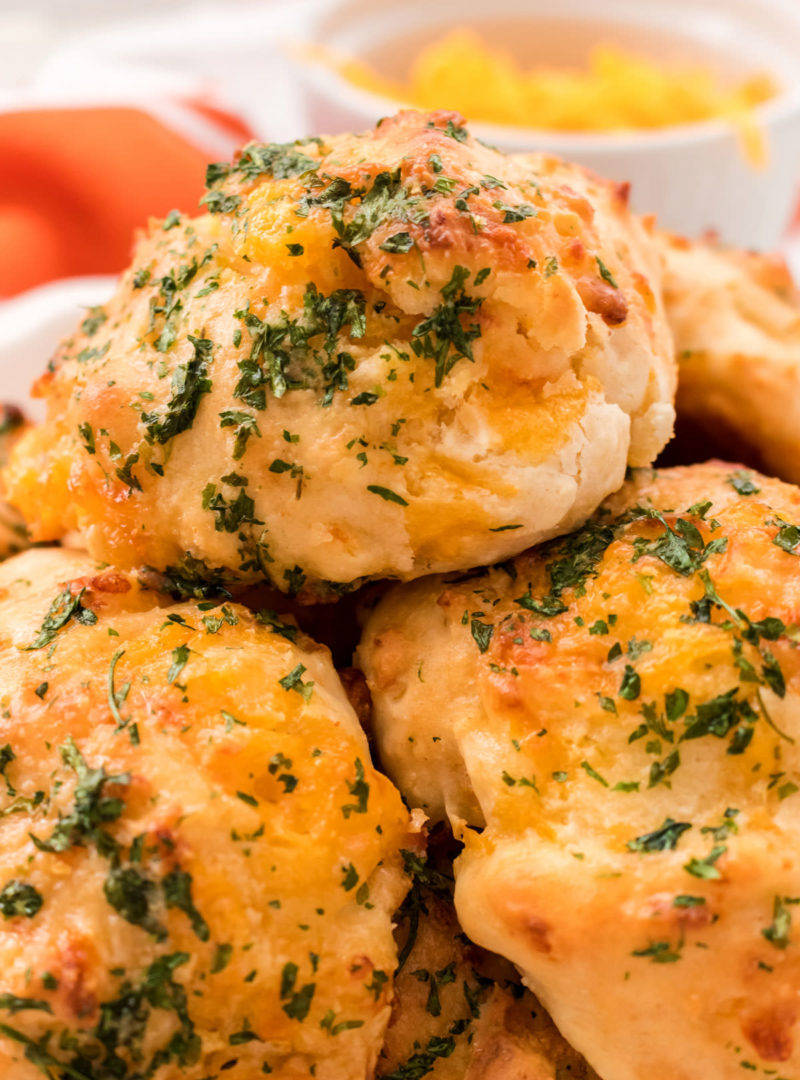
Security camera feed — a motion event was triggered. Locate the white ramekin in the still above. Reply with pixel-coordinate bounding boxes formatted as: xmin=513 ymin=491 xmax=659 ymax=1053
xmin=294 ymin=0 xmax=800 ymax=250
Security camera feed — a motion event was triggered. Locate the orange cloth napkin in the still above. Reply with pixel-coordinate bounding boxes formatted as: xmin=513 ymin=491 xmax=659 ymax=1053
xmin=0 ymin=106 xmax=224 ymax=297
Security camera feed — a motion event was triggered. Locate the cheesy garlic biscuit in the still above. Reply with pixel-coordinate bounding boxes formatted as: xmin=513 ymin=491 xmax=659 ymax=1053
xmin=359 ymin=462 xmax=800 ymax=1079
xmin=380 ymin=831 xmax=598 ymax=1080
xmin=6 ymin=111 xmax=674 ymax=597
xmin=0 ymin=405 xmax=28 ymax=561
xmin=0 ymin=548 xmax=412 ymax=1079
xmin=661 ymin=232 xmax=800 ymax=482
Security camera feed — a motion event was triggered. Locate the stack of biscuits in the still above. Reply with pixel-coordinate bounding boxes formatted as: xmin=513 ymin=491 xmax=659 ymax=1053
xmin=1 ymin=110 xmax=799 ymax=1080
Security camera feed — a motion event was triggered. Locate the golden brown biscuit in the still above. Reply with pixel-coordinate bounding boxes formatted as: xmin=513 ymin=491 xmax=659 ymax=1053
xmin=0 ymin=405 xmax=29 ymax=561
xmin=0 ymin=547 xmax=413 ymax=1079
xmin=660 ymin=231 xmax=800 ymax=482
xmin=6 ymin=111 xmax=674 ymax=597
xmin=380 ymin=829 xmax=599 ymax=1080
xmin=359 ymin=462 xmax=800 ymax=1079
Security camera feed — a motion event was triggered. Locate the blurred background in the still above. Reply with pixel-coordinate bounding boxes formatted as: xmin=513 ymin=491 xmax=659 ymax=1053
xmin=1 ymin=0 xmax=800 ymax=399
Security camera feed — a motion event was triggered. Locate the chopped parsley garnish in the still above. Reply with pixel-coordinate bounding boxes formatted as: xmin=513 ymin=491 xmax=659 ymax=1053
xmin=341 ymin=863 xmax=359 ymax=891
xmin=278 ymin=664 xmax=314 ymax=702
xmin=770 ymin=517 xmax=800 ymax=555
xmin=219 ymin=409 xmax=261 ymax=460
xmin=320 ymin=1010 xmax=365 ymax=1036
xmin=595 ymin=256 xmax=618 ymax=288
xmin=442 ymin=119 xmax=468 ymax=141
xmin=104 ymin=865 xmax=164 ymax=939
xmin=411 ymin=265 xmax=483 ymax=387
xmin=684 ymin=844 xmax=726 ymax=880
xmin=367 ymin=485 xmax=408 ymax=506
xmin=727 ymin=471 xmax=760 ymax=496
xmin=631 ymin=939 xmax=682 ymax=963
xmin=666 ymin=688 xmax=689 ymax=722
xmin=365 ymin=970 xmax=389 ymax=1003
xmin=395 ymin=849 xmax=454 ymax=973
xmin=24 ymin=587 xmax=98 ymax=651
xmin=580 ymin=761 xmax=609 ymax=787
xmin=619 ymin=664 xmax=641 ymax=700
xmin=0 ymin=881 xmax=43 ymax=919
xmin=200 ymin=190 xmax=241 ymax=214
xmin=762 ymin=895 xmax=794 ymax=949
xmin=380 ymin=230 xmax=414 ymax=253
xmin=114 ymin=451 xmax=142 ymax=492
xmin=154 ymin=553 xmax=232 ymax=601
xmin=211 ymin=943 xmax=233 ymax=973
xmin=648 ymin=749 xmax=680 ymax=789
xmin=107 ymin=648 xmax=131 ymax=733
xmin=631 ymin=507 xmax=727 ymax=577
xmin=280 ymin=962 xmax=315 ymax=1022
xmin=470 ymin=619 xmax=493 ymax=653
xmin=208 ymin=140 xmax=318 ymax=185
xmin=493 ymin=200 xmax=537 ymax=223
xmin=204 ymin=482 xmax=263 ymax=534
xmin=342 ymin=759 xmax=369 ymax=818
xmin=166 ymin=644 xmax=191 ymax=685
xmin=254 ymin=609 xmax=298 ymax=642
xmin=201 ymin=605 xmax=238 ymax=634
xmin=314 ymin=168 xmax=420 ymax=265
xmin=78 ymin=422 xmax=96 ymax=455
xmin=501 ymin=772 xmax=539 ymax=791
xmin=627 ymin=818 xmax=691 ymax=853
xmin=268 ymin=752 xmax=298 ymax=794
xmin=516 ymin=517 xmax=617 ymax=619
xmin=4 ymin=950 xmax=202 ymax=1075
xmin=229 ymin=1025 xmax=262 ymax=1045
xmin=163 ymin=869 xmax=210 ymax=941
xmin=0 ymin=994 xmax=53 ymax=1016
xmin=515 ymin=592 xmax=568 ymax=617
xmin=142 ymin=335 xmax=213 ymax=445
xmin=681 ymin=688 xmax=751 ymax=747
xmin=81 ymin=307 xmax=108 ymax=337
xmin=381 ymin=1033 xmax=457 ymax=1078
xmin=283 ymin=566 xmax=306 ymax=595
xmin=30 ymin=738 xmax=130 ymax=855
xmin=234 ymin=283 xmax=366 ymax=408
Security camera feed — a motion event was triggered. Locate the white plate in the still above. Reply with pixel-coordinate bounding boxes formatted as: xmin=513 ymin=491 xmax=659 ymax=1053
xmin=0 ymin=276 xmax=116 ymax=418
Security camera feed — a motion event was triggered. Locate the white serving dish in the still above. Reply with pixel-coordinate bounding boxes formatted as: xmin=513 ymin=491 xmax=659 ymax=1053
xmin=294 ymin=0 xmax=800 ymax=250
xmin=0 ymin=275 xmax=115 ymax=419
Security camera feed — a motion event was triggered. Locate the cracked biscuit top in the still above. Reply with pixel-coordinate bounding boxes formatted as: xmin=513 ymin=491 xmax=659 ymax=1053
xmin=6 ymin=110 xmax=674 ymax=596
xmin=358 ymin=461 xmax=800 ymax=1080
xmin=0 ymin=547 xmax=412 ymax=1079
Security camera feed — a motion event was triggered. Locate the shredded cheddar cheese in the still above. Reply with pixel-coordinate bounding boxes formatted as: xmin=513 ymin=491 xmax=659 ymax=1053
xmin=338 ymin=30 xmax=776 ymax=165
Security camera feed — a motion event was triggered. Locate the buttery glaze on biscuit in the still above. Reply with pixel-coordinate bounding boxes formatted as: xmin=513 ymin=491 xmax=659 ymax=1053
xmin=661 ymin=232 xmax=800 ymax=484
xmin=0 ymin=548 xmax=412 ymax=1079
xmin=358 ymin=462 xmax=800 ymax=1079
xmin=6 ymin=111 xmax=674 ymax=596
